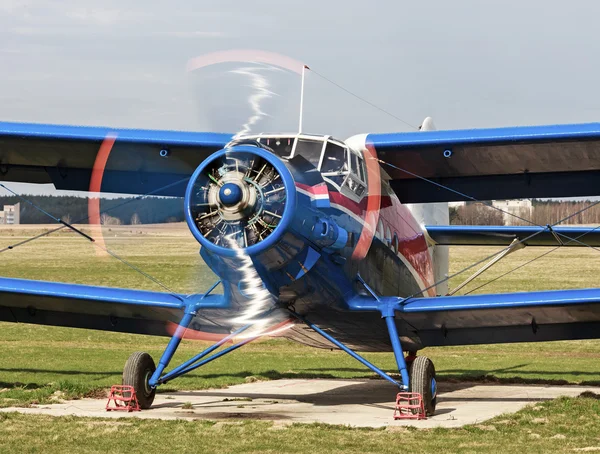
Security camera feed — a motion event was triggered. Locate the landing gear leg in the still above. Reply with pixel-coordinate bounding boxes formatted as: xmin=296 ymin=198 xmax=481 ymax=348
xmin=383 ymin=315 xmax=410 ymax=389
xmin=383 ymin=314 xmax=436 ymax=416
xmin=122 ymin=310 xmax=196 ymax=409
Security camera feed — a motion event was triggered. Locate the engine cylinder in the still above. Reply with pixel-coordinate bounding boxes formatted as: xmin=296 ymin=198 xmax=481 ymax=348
xmin=184 ymin=145 xmax=297 ymax=257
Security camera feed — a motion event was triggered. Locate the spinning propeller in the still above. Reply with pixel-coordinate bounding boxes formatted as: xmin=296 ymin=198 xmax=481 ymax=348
xmin=188 ymin=147 xmax=287 ymax=249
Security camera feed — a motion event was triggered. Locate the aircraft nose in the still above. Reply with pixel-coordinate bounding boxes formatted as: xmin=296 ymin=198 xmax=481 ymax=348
xmin=219 ymin=182 xmax=243 ymax=206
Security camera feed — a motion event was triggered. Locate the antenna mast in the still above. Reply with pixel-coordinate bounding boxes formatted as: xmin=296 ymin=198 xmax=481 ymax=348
xmin=298 ymin=65 xmax=309 ymax=133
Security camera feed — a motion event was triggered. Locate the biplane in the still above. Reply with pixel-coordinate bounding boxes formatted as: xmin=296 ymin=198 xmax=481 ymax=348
xmin=3 ymin=74 xmax=600 ymax=415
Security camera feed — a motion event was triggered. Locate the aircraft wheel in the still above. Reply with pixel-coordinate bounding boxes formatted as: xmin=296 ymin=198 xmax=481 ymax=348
xmin=123 ymin=351 xmax=156 ymax=409
xmin=409 ymin=356 xmax=437 ymax=416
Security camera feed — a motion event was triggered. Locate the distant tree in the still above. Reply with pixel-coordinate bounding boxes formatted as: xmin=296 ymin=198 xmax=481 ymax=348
xmin=0 ymin=195 xmax=184 ymax=224
xmin=100 ymin=213 xmax=122 ymax=225
xmin=130 ymin=213 xmax=141 ymax=225
xmin=449 ymin=207 xmax=460 ymax=224
xmin=454 ymin=203 xmax=504 ymax=225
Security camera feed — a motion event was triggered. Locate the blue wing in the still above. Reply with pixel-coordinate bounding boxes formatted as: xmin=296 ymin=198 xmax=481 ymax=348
xmin=0 ymin=122 xmax=244 ymax=338
xmin=368 ymin=122 xmax=600 ymax=203
xmin=0 ymin=276 xmax=231 ymax=337
xmin=345 ymin=288 xmax=600 ymax=348
xmin=396 ymin=288 xmax=600 ymax=347
xmin=425 ymin=225 xmax=600 ymax=246
xmin=0 ymin=121 xmax=233 ymax=196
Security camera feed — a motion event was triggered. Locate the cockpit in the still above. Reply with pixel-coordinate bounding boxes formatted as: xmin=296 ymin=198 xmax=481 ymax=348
xmin=239 ymin=134 xmax=367 ymax=199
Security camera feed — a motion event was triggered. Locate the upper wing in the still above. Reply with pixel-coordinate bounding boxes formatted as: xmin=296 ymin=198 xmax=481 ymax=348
xmin=367 ymin=123 xmax=600 ymax=203
xmin=0 ymin=121 xmax=233 ymax=196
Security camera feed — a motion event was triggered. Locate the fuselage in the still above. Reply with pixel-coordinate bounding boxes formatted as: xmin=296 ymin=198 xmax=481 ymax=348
xmin=188 ymin=132 xmax=447 ymax=352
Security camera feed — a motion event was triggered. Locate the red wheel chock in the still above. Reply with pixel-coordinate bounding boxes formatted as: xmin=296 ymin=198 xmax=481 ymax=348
xmin=106 ymin=385 xmax=141 ymax=412
xmin=393 ymin=392 xmax=426 ymax=420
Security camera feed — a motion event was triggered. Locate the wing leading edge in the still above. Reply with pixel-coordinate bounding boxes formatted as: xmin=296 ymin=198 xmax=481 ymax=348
xmin=367 ymin=122 xmax=600 ymax=203
xmin=0 ymin=277 xmax=226 ymax=337
xmin=0 ymin=121 xmax=233 ymax=196
xmin=388 ymin=288 xmax=600 ymax=347
xmin=425 ymin=225 xmax=600 ymax=246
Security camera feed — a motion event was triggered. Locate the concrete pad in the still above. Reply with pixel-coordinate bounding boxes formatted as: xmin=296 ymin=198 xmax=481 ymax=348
xmin=2 ymin=379 xmax=599 ymax=428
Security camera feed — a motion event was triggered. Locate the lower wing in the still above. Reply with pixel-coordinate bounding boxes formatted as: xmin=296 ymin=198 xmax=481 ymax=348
xmin=394 ymin=288 xmax=600 ymax=347
xmin=425 ymin=225 xmax=600 ymax=246
xmin=0 ymin=277 xmax=230 ymax=338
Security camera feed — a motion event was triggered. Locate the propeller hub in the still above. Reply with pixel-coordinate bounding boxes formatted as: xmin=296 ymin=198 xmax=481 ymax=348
xmin=185 ymin=145 xmax=296 ymax=254
xmin=219 ymin=183 xmax=243 ymax=206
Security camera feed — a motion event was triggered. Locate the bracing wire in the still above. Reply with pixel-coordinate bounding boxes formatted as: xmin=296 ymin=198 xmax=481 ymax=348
xmin=0 ymin=177 xmax=190 ymax=254
xmin=0 ymin=181 xmax=192 ymax=301
xmin=462 ymin=224 xmax=600 ymax=296
xmin=373 ymin=157 xmax=600 ymax=299
xmin=308 ymin=68 xmax=419 ymax=131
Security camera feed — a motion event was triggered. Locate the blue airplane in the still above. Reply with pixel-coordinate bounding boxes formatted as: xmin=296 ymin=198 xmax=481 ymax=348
xmin=2 ymin=116 xmax=600 ymax=416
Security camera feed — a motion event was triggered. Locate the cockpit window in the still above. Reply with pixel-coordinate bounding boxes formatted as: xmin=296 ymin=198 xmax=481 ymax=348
xmin=320 ymin=143 xmax=348 ymax=173
xmin=320 ymin=143 xmax=349 ymax=187
xmin=342 ymin=151 xmax=367 ymax=197
xmin=262 ymin=137 xmax=294 ymax=158
xmin=351 ymin=153 xmax=366 ymax=182
xmin=295 ymin=139 xmax=324 ymax=167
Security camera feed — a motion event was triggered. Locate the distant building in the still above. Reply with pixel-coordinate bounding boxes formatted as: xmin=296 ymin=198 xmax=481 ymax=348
xmin=0 ymin=203 xmax=20 ymax=225
xmin=491 ymin=199 xmax=532 ymax=225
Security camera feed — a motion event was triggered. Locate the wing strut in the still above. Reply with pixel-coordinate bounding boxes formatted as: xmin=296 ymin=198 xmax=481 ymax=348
xmin=447 ymin=238 xmax=525 ymax=296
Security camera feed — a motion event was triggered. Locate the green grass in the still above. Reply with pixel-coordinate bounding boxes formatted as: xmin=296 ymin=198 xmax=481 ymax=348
xmin=447 ymin=245 xmax=600 ymax=294
xmin=2 ymin=224 xmax=600 ymax=451
xmin=2 ymin=394 xmax=600 ymax=453
xmin=3 ymin=322 xmax=600 ymax=408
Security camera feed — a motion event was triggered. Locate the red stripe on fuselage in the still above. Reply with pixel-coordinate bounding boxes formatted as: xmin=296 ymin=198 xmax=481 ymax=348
xmin=295 ymin=182 xmax=328 ymax=196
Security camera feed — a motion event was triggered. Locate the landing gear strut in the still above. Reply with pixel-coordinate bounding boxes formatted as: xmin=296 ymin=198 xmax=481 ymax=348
xmin=289 ymin=309 xmax=437 ymax=417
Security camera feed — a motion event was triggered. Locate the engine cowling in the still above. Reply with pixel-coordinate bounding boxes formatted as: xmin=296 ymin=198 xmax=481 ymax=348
xmin=185 ymin=145 xmax=297 ymax=257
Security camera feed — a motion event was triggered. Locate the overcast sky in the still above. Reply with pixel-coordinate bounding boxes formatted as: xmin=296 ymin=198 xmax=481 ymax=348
xmin=2 ymin=0 xmax=600 ymax=196
xmin=2 ymin=0 xmax=600 ymax=135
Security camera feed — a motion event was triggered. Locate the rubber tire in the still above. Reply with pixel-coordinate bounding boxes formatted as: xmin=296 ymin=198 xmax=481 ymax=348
xmin=409 ymin=356 xmax=437 ymax=416
xmin=123 ymin=351 xmax=156 ymax=409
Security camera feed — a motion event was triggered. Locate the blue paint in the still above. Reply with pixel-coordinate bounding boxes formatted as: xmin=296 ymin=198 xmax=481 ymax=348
xmin=291 ymin=311 xmax=402 ymax=388
xmin=157 ymin=323 xmax=253 ymax=384
xmin=294 ymin=247 xmax=321 ymax=280
xmin=162 ymin=337 xmax=256 ymax=378
xmin=184 ymin=145 xmax=297 ymax=258
xmin=219 ymin=183 xmax=243 ymax=206
xmin=368 ymin=122 xmax=600 ymax=149
xmin=149 ymin=311 xmax=195 ymax=387
xmin=0 ymin=276 xmax=186 ymax=308
xmin=384 ymin=316 xmax=410 ymax=389
xmin=426 ymin=225 xmax=600 ymax=246
xmin=401 ymin=287 xmax=600 ymax=313
xmin=0 ymin=120 xmax=233 ymax=147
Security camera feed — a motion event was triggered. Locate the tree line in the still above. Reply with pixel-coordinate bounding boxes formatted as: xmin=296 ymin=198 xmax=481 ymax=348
xmin=450 ymin=200 xmax=600 ymax=225
xmin=0 ymin=195 xmax=184 ymax=225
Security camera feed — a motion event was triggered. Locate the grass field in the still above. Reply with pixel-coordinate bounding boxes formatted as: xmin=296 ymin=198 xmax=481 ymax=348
xmin=1 ymin=223 xmax=600 ymax=452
